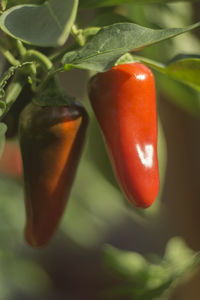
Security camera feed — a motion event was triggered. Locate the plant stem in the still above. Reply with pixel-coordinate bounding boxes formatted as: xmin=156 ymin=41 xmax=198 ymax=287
xmin=49 ymin=27 xmax=100 ymax=63
xmin=82 ymin=27 xmax=100 ymax=38
xmin=71 ymin=24 xmax=85 ymax=46
xmin=0 ymin=40 xmax=20 ymax=66
xmin=33 ymin=67 xmax=63 ymax=93
xmin=15 ymin=40 xmax=27 ymax=58
xmin=23 ymin=49 xmax=53 ymax=71
xmin=132 ymin=55 xmax=165 ymax=72
xmin=0 ymin=72 xmax=26 ymax=120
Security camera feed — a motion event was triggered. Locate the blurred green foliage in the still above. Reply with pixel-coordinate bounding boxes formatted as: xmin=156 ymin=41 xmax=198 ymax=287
xmin=0 ymin=176 xmax=51 ymax=299
xmin=0 ymin=1 xmax=199 ymax=299
xmin=103 ymin=238 xmax=200 ymax=300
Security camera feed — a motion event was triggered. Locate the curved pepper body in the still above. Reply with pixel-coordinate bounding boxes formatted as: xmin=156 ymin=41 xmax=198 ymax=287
xmin=88 ymin=63 xmax=159 ymax=208
xmin=19 ymin=101 xmax=88 ymax=247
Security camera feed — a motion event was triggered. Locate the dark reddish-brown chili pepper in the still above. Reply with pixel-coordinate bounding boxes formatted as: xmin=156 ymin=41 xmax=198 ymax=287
xmin=19 ymin=101 xmax=88 ymax=247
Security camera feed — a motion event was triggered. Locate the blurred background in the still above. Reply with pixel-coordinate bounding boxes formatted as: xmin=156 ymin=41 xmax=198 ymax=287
xmin=0 ymin=1 xmax=200 ymax=299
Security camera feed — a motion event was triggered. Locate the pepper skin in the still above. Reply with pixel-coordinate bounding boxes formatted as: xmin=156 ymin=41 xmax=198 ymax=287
xmin=19 ymin=101 xmax=88 ymax=247
xmin=88 ymin=63 xmax=159 ymax=208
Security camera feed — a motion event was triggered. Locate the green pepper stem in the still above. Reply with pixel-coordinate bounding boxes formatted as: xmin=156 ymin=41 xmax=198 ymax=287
xmin=33 ymin=66 xmax=63 ymax=93
xmin=23 ymin=50 xmax=53 ymax=71
xmin=132 ymin=55 xmax=165 ymax=72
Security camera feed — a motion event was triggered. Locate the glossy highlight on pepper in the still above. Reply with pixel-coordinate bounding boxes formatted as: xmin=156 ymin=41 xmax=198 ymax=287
xmin=19 ymin=101 xmax=88 ymax=247
xmin=88 ymin=62 xmax=159 ymax=208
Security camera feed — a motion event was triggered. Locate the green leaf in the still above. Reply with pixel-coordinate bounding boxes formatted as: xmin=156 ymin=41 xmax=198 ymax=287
xmin=165 ymin=55 xmax=200 ymax=92
xmin=0 ymin=62 xmax=31 ymax=100
xmin=62 ymin=22 xmax=200 ymax=72
xmin=129 ymin=54 xmax=200 ymax=91
xmin=7 ymin=0 xmax=44 ymax=8
xmin=0 ymin=123 xmax=7 ymax=158
xmin=158 ymin=73 xmax=200 ymax=117
xmin=103 ymin=238 xmax=200 ymax=300
xmin=0 ymin=0 xmax=78 ymax=47
xmin=136 ymin=54 xmax=200 ymax=92
xmin=0 ymin=65 xmax=20 ymax=99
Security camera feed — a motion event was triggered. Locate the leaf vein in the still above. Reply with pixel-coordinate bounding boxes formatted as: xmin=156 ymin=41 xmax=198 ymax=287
xmin=46 ymin=1 xmax=63 ymax=32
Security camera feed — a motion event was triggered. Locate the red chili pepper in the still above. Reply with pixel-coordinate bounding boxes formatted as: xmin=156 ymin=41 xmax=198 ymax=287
xmin=88 ymin=63 xmax=159 ymax=208
xmin=19 ymin=101 xmax=88 ymax=247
